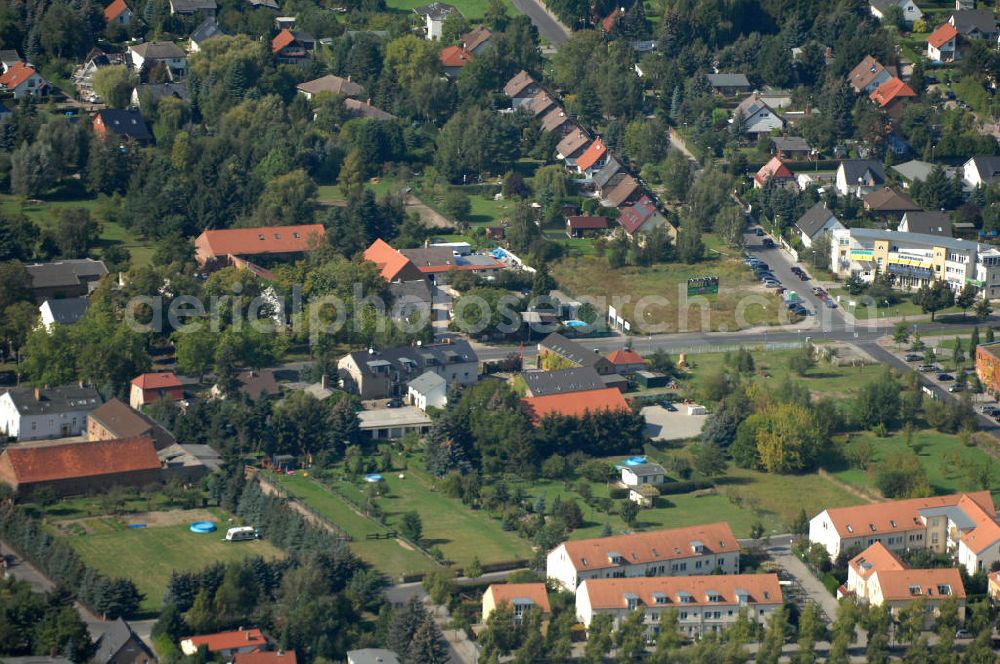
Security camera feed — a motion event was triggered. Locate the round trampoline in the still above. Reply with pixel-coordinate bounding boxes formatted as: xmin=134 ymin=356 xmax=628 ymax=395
xmin=364 ymin=474 xmax=384 ymax=483
xmin=190 ymin=521 xmax=217 ymax=534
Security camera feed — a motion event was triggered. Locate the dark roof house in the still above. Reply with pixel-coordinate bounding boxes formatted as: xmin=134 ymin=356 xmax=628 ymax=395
xmin=88 ymin=397 xmax=176 ymax=450
xmin=25 ymin=259 xmax=108 ymax=300
xmin=93 ymin=109 xmax=152 ymax=142
xmin=40 ymin=297 xmax=89 ymax=326
xmin=899 ymin=211 xmax=952 ymax=236
xmin=538 ymin=332 xmax=617 ymax=375
xmin=94 ymin=617 xmax=156 ymax=664
xmin=522 ymin=366 xmax=605 ymax=397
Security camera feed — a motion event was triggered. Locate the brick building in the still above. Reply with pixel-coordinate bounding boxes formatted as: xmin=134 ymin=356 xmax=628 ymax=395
xmin=0 ymin=437 xmax=161 ymax=498
xmin=976 ymin=342 xmax=1000 ymax=396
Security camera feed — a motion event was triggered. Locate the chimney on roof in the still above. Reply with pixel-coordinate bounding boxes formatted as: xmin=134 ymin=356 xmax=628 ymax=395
xmin=347 ymin=75 xmax=351 ymax=82
xmin=366 ymin=98 xmax=371 ymax=106
xmin=321 ymin=374 xmax=329 ymax=389
xmin=246 ymin=632 xmax=252 ymax=641
xmin=33 ymin=387 xmax=42 ymax=401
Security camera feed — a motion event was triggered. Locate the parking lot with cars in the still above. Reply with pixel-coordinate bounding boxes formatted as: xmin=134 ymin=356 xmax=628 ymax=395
xmin=743 ymin=228 xmax=832 ymax=320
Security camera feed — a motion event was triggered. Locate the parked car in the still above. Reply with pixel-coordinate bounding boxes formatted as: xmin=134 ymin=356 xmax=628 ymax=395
xmin=956 ymin=629 xmax=972 ymax=639
xmin=980 ymin=405 xmax=999 ymax=415
xmin=763 ymin=280 xmax=781 ymax=288
xmin=937 ymin=373 xmax=954 ymax=382
xmin=918 ymin=364 xmax=940 ymax=372
xmin=823 ymin=299 xmax=837 ymax=309
xmin=904 ymin=354 xmax=923 ymax=362
xmin=763 ymin=238 xmax=775 ymax=248
xmin=798 ymin=272 xmax=810 ymax=281
xmin=949 ymin=384 xmax=964 ymax=393
xmin=662 ymin=402 xmax=677 ymax=411
xmin=755 ymin=228 xmax=764 ymax=236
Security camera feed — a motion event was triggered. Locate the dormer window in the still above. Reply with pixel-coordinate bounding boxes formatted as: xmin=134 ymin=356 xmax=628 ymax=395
xmin=938 ymin=585 xmax=952 ymax=596
xmin=624 ymin=593 xmax=639 ymax=610
xmin=274 ymin=233 xmax=281 ymax=239
xmin=869 ymin=524 xmax=877 ymax=533
xmin=258 ymin=234 xmax=265 ymax=240
xmin=653 ymin=593 xmax=668 ymax=605
xmin=608 ymin=552 xmax=624 ymax=565
xmin=690 ymin=540 xmax=704 ymax=554
xmin=909 ymin=585 xmax=922 ymax=596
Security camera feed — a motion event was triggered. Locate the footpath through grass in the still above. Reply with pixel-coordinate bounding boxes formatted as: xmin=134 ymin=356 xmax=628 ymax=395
xmin=275 ymin=472 xmax=438 ymax=577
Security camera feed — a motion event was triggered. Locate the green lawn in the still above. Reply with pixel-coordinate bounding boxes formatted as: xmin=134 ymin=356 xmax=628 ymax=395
xmin=831 ymin=430 xmax=1000 ymax=497
xmin=317 ymin=176 xmax=408 ymax=204
xmin=679 ymin=349 xmax=886 ymax=401
xmin=552 ymin=248 xmax=784 ymax=334
xmin=827 ymin=288 xmax=963 ymax=321
xmin=0 ymin=193 xmax=155 ymax=267
xmin=277 ymin=469 xmax=533 ymax=575
xmin=274 ymin=472 xmax=439 ymax=578
xmin=385 ymin=0 xmax=516 ymax=18
xmin=63 ymin=513 xmax=284 ymax=613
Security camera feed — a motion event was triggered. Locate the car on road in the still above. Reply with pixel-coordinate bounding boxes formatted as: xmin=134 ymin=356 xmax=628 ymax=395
xmin=812 ymin=287 xmax=827 ymax=298
xmin=823 ymin=299 xmax=837 ymax=309
xmin=981 ymin=405 xmax=999 ymax=415
xmin=904 ymin=354 xmax=923 ymax=362
xmin=661 ymin=402 xmax=677 ymax=411
xmin=755 ymin=228 xmax=764 ymax=236
xmin=949 ymin=384 xmax=964 ymax=393
xmin=937 ymin=373 xmax=954 ymax=382
xmin=918 ymin=364 xmax=940 ymax=372
xmin=763 ymin=238 xmax=775 ymax=248
xmin=797 ymin=272 xmax=810 ymax=281
xmin=956 ymin=629 xmax=972 ymax=639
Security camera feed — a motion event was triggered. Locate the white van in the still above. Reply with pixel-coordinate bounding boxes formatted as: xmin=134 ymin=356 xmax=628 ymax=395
xmin=225 ymin=526 xmax=257 ymax=541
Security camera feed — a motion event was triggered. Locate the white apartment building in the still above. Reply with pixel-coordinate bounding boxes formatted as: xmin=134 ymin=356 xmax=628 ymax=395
xmin=829 ymin=228 xmax=1000 ymax=299
xmin=809 ymin=491 xmax=1000 ymax=575
xmin=547 ymin=523 xmax=740 ymax=592
xmin=0 ymin=385 xmax=103 ymax=441
xmin=844 ymin=542 xmax=967 ymax=627
xmin=576 ymin=574 xmax=783 ymax=639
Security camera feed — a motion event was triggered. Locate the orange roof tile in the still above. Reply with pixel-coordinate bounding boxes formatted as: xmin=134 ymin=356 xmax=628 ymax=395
xmin=364 ymin=238 xmax=417 ymax=281
xmin=0 ymin=62 xmax=39 ymax=90
xmin=607 ymin=348 xmax=645 ymax=366
xmin=754 ymin=156 xmax=794 ymax=185
xmin=849 ymin=542 xmax=906 ymax=580
xmin=233 ymin=652 xmax=296 ymax=664
xmin=870 ymin=77 xmax=917 ymax=108
xmin=958 ymin=494 xmax=1000 ymax=554
xmin=104 ymin=0 xmax=129 ymax=21
xmin=558 ymin=523 xmax=739 ymax=572
xmin=819 ymin=491 xmax=996 ymax=539
xmin=439 ymin=45 xmax=473 ymax=68
xmin=521 ymin=387 xmax=628 ymax=422
xmin=271 ymin=29 xmax=296 ymax=54
xmin=928 ymin=23 xmax=958 ymax=49
xmin=196 ymin=224 xmax=325 ymax=259
xmin=184 ymin=629 xmax=267 ymax=652
xmin=576 ymin=138 xmax=608 ymax=173
xmin=580 ymin=574 xmax=782 ymax=610
xmin=131 ymin=372 xmax=182 ymax=390
xmin=871 ymin=568 xmax=966 ymax=601
xmin=485 ymin=583 xmax=551 ymax=613
xmin=0 ymin=437 xmax=159 ymax=484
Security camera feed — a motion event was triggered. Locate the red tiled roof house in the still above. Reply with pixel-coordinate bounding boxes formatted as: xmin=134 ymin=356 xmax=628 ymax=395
xmin=130 ymin=372 xmax=184 ymax=410
xmin=754 ymin=156 xmax=796 ymax=189
xmin=194 ymin=224 xmax=325 ymax=270
xmin=104 ymin=0 xmax=134 ymax=24
xmin=0 ymin=436 xmax=161 ymax=498
xmin=180 ymin=629 xmax=267 ymax=657
xmin=607 ymin=348 xmax=646 ymax=373
xmin=927 ymin=23 xmax=958 ymax=62
xmin=0 ymin=62 xmax=48 ymax=98
xmin=869 ymin=77 xmax=918 ymax=117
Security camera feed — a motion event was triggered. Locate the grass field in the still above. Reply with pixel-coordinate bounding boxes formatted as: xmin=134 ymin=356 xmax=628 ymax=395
xmin=678 ymin=349 xmax=888 ymax=401
xmin=275 ymin=473 xmax=439 ymax=577
xmin=63 ymin=511 xmax=284 ymax=613
xmin=831 ymin=430 xmax=1000 ymax=497
xmin=552 ymin=249 xmax=784 ymax=334
xmin=827 ymin=288 xmax=963 ymax=321
xmin=277 ymin=470 xmax=532 ymax=575
xmin=0 ymin=193 xmax=155 ymax=267
xmin=386 ymin=0 xmax=517 ymax=18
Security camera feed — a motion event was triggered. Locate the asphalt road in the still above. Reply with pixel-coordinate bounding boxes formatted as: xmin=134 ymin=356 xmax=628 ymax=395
xmin=509 ymin=0 xmax=570 ymax=45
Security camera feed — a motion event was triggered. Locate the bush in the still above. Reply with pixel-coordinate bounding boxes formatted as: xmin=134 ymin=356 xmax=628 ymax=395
xmin=443 ymin=190 xmax=472 ymax=221
xmin=658 ymin=479 xmax=714 ymax=495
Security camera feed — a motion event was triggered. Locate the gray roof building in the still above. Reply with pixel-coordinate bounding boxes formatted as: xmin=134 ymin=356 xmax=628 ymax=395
xmin=93 ymin=617 xmax=155 ymax=664
xmin=522 ymin=366 xmax=605 ymax=397
xmin=346 ymin=649 xmax=401 ymax=664
xmin=795 ymin=203 xmax=841 ymax=239
xmin=190 ymin=17 xmax=225 ymax=46
xmin=413 ymin=1 xmax=456 ymax=19
xmin=891 ymin=159 xmax=936 ymax=183
xmin=899 ymin=211 xmax=952 ymax=237
xmin=41 ymin=297 xmax=89 ymax=325
xmin=772 ymin=136 xmax=811 ymax=153
xmin=168 ymin=0 xmax=217 ymax=13
xmin=593 ymin=155 xmax=623 ymax=191
xmin=706 ymin=73 xmax=750 ymax=88
xmin=839 ymin=159 xmax=886 ymax=185
xmin=25 ymin=258 xmax=108 ymax=298
xmin=4 ymin=385 xmax=102 ymax=417
xmin=407 ymin=370 xmax=446 ymax=395
xmin=950 ymin=9 xmax=997 ymax=36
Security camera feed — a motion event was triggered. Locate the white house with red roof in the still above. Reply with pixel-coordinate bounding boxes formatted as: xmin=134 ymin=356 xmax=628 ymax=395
xmin=928 ymin=23 xmax=958 ymax=62
xmin=547 ymin=523 xmax=741 ymax=591
xmin=575 ymin=138 xmax=608 ymax=177
xmin=180 ymin=628 xmax=267 ymax=657
xmin=810 ymin=491 xmax=1000 ymax=575
xmin=754 ymin=156 xmax=796 ymax=189
xmin=0 ymin=62 xmax=48 ymax=98
xmin=104 ymin=0 xmax=134 ymax=25
xmin=130 ymin=372 xmax=184 ymax=409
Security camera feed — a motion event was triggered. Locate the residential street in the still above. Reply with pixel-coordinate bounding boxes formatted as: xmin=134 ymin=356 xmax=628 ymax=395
xmin=509 ymin=0 xmax=570 ymax=46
